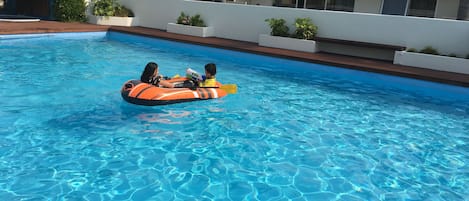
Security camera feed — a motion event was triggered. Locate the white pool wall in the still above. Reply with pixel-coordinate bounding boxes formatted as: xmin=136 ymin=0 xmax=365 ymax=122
xmin=116 ymin=0 xmax=469 ymax=57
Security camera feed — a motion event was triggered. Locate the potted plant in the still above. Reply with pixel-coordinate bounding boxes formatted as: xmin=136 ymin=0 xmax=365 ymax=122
xmin=394 ymin=46 xmax=469 ymax=74
xmin=88 ymin=0 xmax=138 ymax=27
xmin=166 ymin=12 xmax=214 ymax=37
xmin=292 ymin=18 xmax=318 ymax=40
xmin=259 ymin=17 xmax=318 ymax=53
xmin=265 ymin=18 xmax=289 ymax=37
xmin=55 ymin=0 xmax=87 ymax=22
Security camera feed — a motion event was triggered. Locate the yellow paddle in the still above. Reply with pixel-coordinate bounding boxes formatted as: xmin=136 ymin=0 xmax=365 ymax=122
xmin=171 ymin=74 xmax=237 ymax=94
xmin=220 ymin=84 xmax=237 ymax=94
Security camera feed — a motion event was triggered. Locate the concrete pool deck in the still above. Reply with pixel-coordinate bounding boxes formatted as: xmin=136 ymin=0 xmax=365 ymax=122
xmin=1 ymin=20 xmax=468 ymax=87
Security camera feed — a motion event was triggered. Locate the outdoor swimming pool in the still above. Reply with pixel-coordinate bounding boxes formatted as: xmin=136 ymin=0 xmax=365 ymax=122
xmin=0 ymin=31 xmax=468 ymax=200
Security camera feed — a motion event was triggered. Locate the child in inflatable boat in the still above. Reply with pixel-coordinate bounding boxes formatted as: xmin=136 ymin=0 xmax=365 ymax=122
xmin=121 ymin=62 xmax=226 ymax=106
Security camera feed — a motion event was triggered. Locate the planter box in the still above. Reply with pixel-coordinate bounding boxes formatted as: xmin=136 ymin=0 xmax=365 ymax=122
xmin=88 ymin=15 xmax=138 ymax=27
xmin=258 ymin=34 xmax=318 ymax=53
xmin=394 ymin=51 xmax=469 ymax=75
xmin=166 ymin=23 xmax=215 ymax=37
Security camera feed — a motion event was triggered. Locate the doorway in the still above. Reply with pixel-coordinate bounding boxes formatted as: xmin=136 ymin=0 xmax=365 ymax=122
xmin=16 ymin=0 xmax=50 ymax=18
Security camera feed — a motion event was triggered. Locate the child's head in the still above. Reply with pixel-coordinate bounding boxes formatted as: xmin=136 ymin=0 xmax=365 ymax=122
xmin=204 ymin=63 xmax=216 ymax=78
xmin=141 ymin=62 xmax=158 ymax=83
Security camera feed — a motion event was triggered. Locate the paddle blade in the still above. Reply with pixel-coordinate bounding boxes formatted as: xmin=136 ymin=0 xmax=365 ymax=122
xmin=220 ymin=84 xmax=237 ymax=94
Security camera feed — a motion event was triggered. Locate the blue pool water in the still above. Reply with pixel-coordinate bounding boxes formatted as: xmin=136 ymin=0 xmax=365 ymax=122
xmin=0 ymin=31 xmax=468 ymax=201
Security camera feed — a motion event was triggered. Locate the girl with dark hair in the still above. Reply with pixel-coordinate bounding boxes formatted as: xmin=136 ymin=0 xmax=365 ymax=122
xmin=140 ymin=62 xmax=173 ymax=87
xmin=140 ymin=62 xmax=159 ymax=84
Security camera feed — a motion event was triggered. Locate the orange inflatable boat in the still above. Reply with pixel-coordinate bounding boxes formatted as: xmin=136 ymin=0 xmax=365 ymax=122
xmin=121 ymin=78 xmax=228 ymax=106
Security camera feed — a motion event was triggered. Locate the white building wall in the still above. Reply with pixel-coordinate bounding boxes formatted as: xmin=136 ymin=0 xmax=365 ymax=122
xmin=354 ymin=0 xmax=383 ymax=14
xmin=436 ymin=0 xmax=460 ymax=19
xmin=119 ymin=0 xmax=469 ymax=56
xmin=120 ymin=0 xmax=181 ymax=30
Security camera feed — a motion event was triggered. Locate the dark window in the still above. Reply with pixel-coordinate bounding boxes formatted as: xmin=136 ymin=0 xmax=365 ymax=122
xmin=457 ymin=0 xmax=469 ymax=20
xmin=407 ymin=0 xmax=437 ymax=18
xmin=326 ymin=0 xmax=354 ymax=12
xmin=306 ymin=0 xmax=325 ymax=10
xmin=275 ymin=0 xmax=297 ymax=7
xmin=298 ymin=0 xmax=305 ymax=8
xmin=382 ymin=0 xmax=407 ymax=16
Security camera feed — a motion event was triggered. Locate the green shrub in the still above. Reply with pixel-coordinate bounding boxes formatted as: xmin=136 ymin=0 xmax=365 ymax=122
xmin=466 ymin=54 xmax=469 ymax=59
xmin=114 ymin=5 xmax=134 ymax=17
xmin=190 ymin=14 xmax=206 ymax=27
xmin=293 ymin=17 xmax=318 ymax=40
xmin=177 ymin=12 xmax=191 ymax=25
xmin=407 ymin=48 xmax=417 ymax=52
xmin=419 ymin=46 xmax=439 ymax=55
xmin=55 ymin=0 xmax=87 ymax=22
xmin=92 ymin=0 xmax=115 ymax=16
xmin=177 ymin=12 xmax=206 ymax=27
xmin=265 ymin=18 xmax=289 ymax=37
xmin=92 ymin=0 xmax=133 ymax=17
xmin=448 ymin=53 xmax=457 ymax=57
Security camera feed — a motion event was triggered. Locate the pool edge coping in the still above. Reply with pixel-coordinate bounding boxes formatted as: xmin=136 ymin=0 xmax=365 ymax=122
xmin=1 ymin=20 xmax=467 ymax=88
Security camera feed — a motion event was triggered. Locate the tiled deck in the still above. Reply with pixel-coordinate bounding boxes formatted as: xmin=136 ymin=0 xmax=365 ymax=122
xmin=1 ymin=21 xmax=468 ymax=87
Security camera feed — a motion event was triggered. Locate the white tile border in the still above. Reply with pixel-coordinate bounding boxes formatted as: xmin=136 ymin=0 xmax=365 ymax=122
xmin=88 ymin=15 xmax=138 ymax=27
xmin=166 ymin=23 xmax=214 ymax=37
xmin=258 ymin=34 xmax=318 ymax=53
xmin=394 ymin=51 xmax=469 ymax=75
